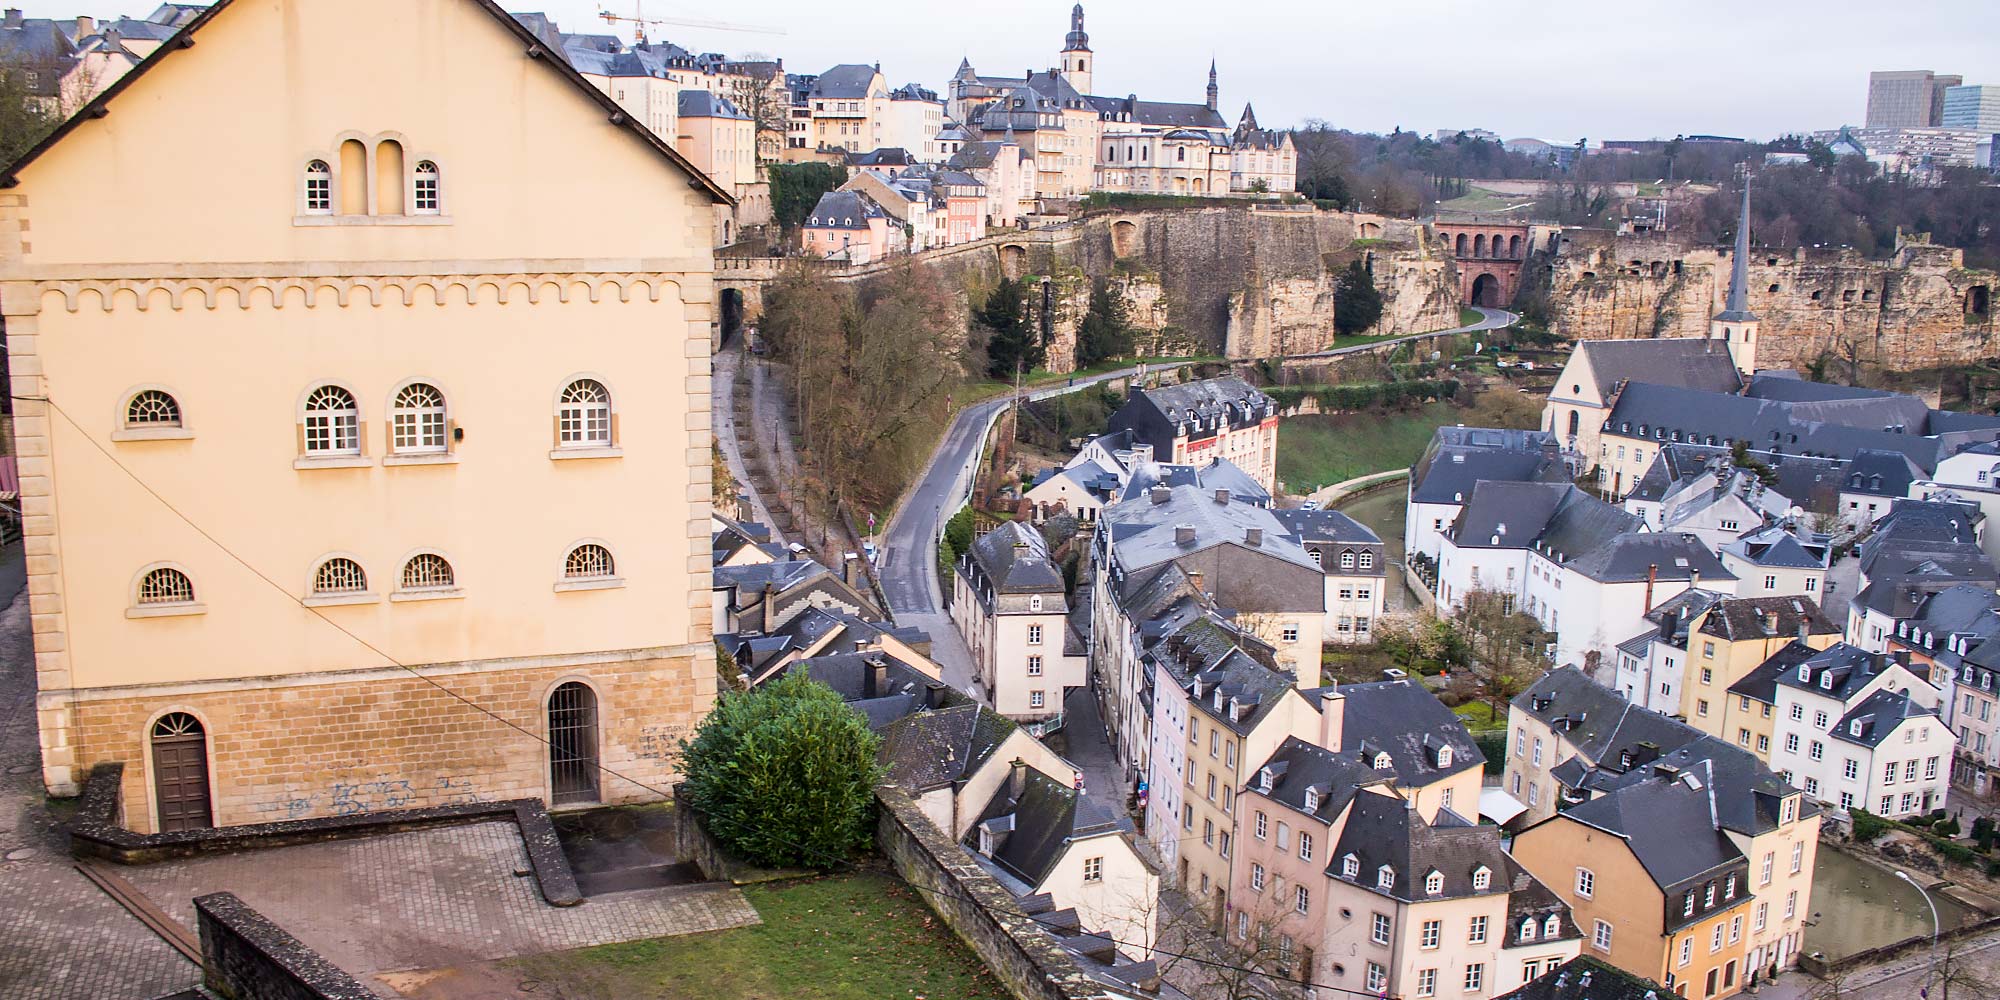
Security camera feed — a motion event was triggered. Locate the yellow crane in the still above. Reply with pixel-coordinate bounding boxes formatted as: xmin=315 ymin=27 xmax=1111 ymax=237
xmin=596 ymin=4 xmax=786 ymax=44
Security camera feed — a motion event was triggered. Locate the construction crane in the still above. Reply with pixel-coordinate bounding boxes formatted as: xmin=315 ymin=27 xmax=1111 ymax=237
xmin=597 ymin=4 xmax=786 ymax=44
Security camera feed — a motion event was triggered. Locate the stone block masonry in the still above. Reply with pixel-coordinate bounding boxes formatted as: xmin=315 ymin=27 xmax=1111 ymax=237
xmin=195 ymin=891 xmax=377 ymax=1000
xmin=53 ymin=645 xmax=713 ymax=834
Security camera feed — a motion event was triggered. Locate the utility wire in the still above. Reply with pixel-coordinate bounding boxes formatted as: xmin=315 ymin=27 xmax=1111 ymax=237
xmin=28 ymin=392 xmax=1425 ymax=1000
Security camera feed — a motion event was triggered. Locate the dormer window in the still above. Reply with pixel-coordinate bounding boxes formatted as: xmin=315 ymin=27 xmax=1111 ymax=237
xmin=1520 ymin=918 xmax=1537 ymax=941
xmin=1821 ymin=673 xmax=1835 ymax=690
xmin=1258 ymin=767 xmax=1273 ymax=792
xmin=1376 ymin=865 xmax=1395 ymax=890
xmin=1472 ymin=866 xmax=1491 ymax=891
xmin=1437 ymin=746 xmax=1453 ymax=769
xmin=1798 ymin=665 xmax=1811 ymax=682
xmin=1373 ymin=752 xmax=1392 ymax=771
xmin=1850 ymin=720 xmax=1863 ymax=736
xmin=1030 ymin=595 xmax=1043 ymax=612
xmin=1341 ymin=853 xmax=1359 ymax=878
xmin=1303 ymin=788 xmax=1319 ymax=812
xmin=1424 ymin=870 xmax=1443 ymax=896
xmin=1544 ymin=914 xmax=1560 ymax=937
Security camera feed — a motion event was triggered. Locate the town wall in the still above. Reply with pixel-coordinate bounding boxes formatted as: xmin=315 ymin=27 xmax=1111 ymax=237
xmin=1549 ymin=230 xmax=2000 ymax=372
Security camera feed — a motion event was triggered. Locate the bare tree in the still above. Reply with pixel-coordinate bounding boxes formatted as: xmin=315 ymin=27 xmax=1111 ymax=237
xmin=1458 ymin=587 xmax=1553 ymax=717
xmin=1154 ymin=887 xmax=1310 ymax=1000
xmin=1924 ymin=941 xmax=1998 ymax=1000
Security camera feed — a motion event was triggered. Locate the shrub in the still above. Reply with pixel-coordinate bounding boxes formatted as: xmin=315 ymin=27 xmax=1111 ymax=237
xmin=1850 ymin=809 xmax=1890 ymax=843
xmin=1939 ymin=840 xmax=1978 ymax=866
xmin=1473 ymin=731 xmax=1508 ymax=776
xmin=1937 ymin=817 xmax=1961 ymax=838
xmin=679 ymin=672 xmax=884 ymax=869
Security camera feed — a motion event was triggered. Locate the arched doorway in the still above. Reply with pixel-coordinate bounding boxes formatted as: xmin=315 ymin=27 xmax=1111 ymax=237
xmin=151 ymin=712 xmax=211 ymax=832
xmin=720 ymin=288 xmax=745 ymax=346
xmin=1971 ymin=285 xmax=1991 ymax=318
xmin=1470 ymin=273 xmax=1501 ymax=308
xmin=548 ymin=681 xmax=601 ymax=805
xmin=999 ymin=244 xmax=1027 ymax=279
xmin=1111 ymin=219 xmax=1138 ymax=258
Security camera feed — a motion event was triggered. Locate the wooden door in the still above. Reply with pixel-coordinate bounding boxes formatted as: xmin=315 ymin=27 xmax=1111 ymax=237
xmin=151 ymin=713 xmax=211 ymax=832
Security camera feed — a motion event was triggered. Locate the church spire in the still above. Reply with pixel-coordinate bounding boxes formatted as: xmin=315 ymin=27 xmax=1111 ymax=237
xmin=1721 ymin=178 xmax=1757 ymax=320
xmin=1064 ymin=3 xmax=1090 ymax=52
xmin=1206 ymin=59 xmax=1218 ymax=112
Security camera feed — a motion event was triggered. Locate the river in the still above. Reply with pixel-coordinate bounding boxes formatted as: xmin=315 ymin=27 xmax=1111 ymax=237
xmin=1334 ymin=485 xmax=1411 ymax=611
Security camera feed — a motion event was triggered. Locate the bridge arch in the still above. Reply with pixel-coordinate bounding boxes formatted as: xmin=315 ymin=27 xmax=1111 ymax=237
xmin=1470 ymin=273 xmax=1502 ymax=308
xmin=999 ymin=244 xmax=1028 ymax=279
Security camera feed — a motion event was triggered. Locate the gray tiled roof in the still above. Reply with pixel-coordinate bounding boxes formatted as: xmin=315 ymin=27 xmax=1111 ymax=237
xmin=966 ymin=521 xmax=1066 ymax=596
xmin=805 ymin=190 xmax=883 ymax=230
xmin=810 ymin=63 xmax=879 ymax=98
xmin=1771 ymin=642 xmax=1911 ymax=701
xmin=1725 ymin=639 xmax=1821 ymax=705
xmin=1503 ymin=956 xmax=1668 ymax=1000
xmin=1575 ymin=339 xmax=1742 ymax=398
xmin=1103 ymin=484 xmax=1323 ymax=597
xmin=1830 ymin=687 xmax=1937 ymax=749
xmin=1328 ymin=791 xmax=1515 ymax=903
xmin=1699 ymin=596 xmax=1838 ymax=642
xmin=1270 ymin=508 xmax=1381 ymax=545
xmin=677 ymin=90 xmax=748 ymax=119
xmin=1323 ymin=681 xmax=1484 ymax=787
xmin=1409 ymin=439 xmax=1567 ymax=505
xmin=1559 ymin=767 xmax=1744 ymax=891
xmin=968 ymin=767 xmax=1127 ymax=888
xmin=877 ymin=703 xmax=1019 ymax=791
xmin=1514 ymin=667 xmax=1706 ymax=771
xmin=1247 ymin=737 xmax=1389 ymax=824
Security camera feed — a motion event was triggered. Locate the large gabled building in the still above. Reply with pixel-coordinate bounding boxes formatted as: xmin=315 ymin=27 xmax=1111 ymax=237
xmin=1104 ymin=376 xmax=1279 ymax=493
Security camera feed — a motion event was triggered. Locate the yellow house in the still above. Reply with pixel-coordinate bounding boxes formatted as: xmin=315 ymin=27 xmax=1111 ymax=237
xmin=1680 ymin=597 xmax=1841 ymax=745
xmin=4 ymin=0 xmax=730 ymax=832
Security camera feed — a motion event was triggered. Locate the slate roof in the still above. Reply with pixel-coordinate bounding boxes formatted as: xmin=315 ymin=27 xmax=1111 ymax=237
xmin=1086 ymin=94 xmax=1228 ymax=130
xmin=0 ymin=16 xmax=78 ymax=98
xmin=1831 ymin=687 xmax=1938 ymax=748
xmin=1597 ymin=735 xmax=1816 ymax=837
xmin=805 ymin=190 xmax=884 ymax=230
xmin=966 ymin=521 xmax=1066 ymax=595
xmin=1102 ymin=484 xmax=1321 ymax=576
xmin=1559 ymin=767 xmax=1744 ymax=892
xmin=1270 ymin=508 xmax=1381 ymax=546
xmin=677 ymin=90 xmax=748 ymax=119
xmin=1698 ymin=596 xmax=1838 ymax=642
xmin=1771 ymin=642 xmax=1915 ymax=702
xmin=1726 ymin=640 xmax=1822 ymax=705
xmin=0 ymin=0 xmax=733 ymax=202
xmin=1322 ymin=680 xmax=1484 ymax=787
xmin=1246 ymin=737 xmax=1389 ymax=824
xmin=1409 ymin=431 xmax=1567 ymax=506
xmin=1723 ymin=522 xmax=1831 ymax=570
xmin=1560 ymin=531 xmax=1734 ymax=586
xmin=1121 ymin=376 xmax=1275 ymax=430
xmin=1116 ymin=459 xmax=1269 ymax=507
xmin=1500 ymin=956 xmax=1668 ymax=1000
xmin=1621 ymin=588 xmax=1730 ymax=655
xmin=968 ymin=767 xmax=1127 ymax=888
xmin=1746 ymin=374 xmax=1897 ymax=404
xmin=1606 ymin=384 xmax=2000 ymax=474
xmin=1844 ymin=448 xmax=1925 ymax=498
xmin=849 ymin=146 xmax=914 ymax=167
xmin=1575 ymin=339 xmax=1743 ymax=398
xmin=712 ymin=558 xmax=829 ymax=596
xmin=1514 ymin=667 xmax=1706 ymax=770
xmin=809 ymin=63 xmax=879 ymax=99
xmin=1174 ymin=648 xmax=1298 ymax=738
xmin=1327 ymin=791 xmax=1515 ymax=903
xmin=876 ymin=703 xmax=1020 ymax=792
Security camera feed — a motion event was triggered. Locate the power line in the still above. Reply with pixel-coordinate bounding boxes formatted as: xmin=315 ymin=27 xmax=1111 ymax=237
xmin=27 ymin=392 xmax=1411 ymax=1000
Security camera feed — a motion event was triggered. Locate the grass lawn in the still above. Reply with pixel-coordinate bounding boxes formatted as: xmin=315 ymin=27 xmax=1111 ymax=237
xmin=510 ymin=872 xmax=1010 ymax=1000
xmin=1458 ymin=307 xmax=1483 ymax=327
xmin=1277 ymin=388 xmax=1540 ymax=492
xmin=1453 ymin=700 xmax=1505 ymax=731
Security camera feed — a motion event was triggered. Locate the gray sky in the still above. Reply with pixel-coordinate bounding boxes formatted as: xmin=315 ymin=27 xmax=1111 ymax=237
xmin=37 ymin=0 xmax=2000 ymax=141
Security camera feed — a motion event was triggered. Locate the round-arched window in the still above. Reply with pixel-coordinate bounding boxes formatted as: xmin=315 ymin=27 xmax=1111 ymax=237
xmin=138 ymin=567 xmax=195 ymax=605
xmin=401 ymin=553 xmax=455 ymax=591
xmin=557 ymin=379 xmax=612 ymax=447
xmin=564 ymin=544 xmax=615 ymax=579
xmin=391 ymin=383 xmax=447 ymax=454
xmin=313 ymin=557 xmax=367 ymax=595
xmin=126 ymin=390 xmax=182 ymax=428
xmin=303 ymin=385 xmax=360 ymax=456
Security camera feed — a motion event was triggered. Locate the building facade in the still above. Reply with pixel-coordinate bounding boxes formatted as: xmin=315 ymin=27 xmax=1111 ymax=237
xmin=8 ymin=0 xmax=726 ymax=832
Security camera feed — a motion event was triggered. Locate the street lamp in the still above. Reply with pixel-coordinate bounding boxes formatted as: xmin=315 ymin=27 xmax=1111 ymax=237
xmin=1895 ymin=869 xmax=1941 ymax=993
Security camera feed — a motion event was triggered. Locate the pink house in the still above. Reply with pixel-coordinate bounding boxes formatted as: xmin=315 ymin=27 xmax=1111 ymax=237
xmin=800 ymin=189 xmax=893 ymax=263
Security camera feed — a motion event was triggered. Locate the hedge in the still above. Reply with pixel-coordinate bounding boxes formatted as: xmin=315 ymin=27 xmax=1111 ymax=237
xmin=1266 ymin=379 xmax=1461 ymax=412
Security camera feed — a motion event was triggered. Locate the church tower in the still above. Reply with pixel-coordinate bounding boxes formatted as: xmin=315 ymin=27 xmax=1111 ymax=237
xmin=1060 ymin=4 xmax=1092 ymax=97
xmin=1709 ymin=179 xmax=1760 ymax=378
xmin=1206 ymin=60 xmax=1219 ymax=112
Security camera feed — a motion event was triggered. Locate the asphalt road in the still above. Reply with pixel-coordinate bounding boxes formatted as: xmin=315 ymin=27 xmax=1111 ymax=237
xmin=874 ymin=306 xmax=1517 ymax=619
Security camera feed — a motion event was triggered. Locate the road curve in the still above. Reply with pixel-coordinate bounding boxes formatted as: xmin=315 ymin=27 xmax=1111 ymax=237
xmin=875 ymin=306 xmax=1517 ymax=618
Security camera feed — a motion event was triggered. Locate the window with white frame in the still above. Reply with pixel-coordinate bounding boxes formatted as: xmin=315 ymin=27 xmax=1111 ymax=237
xmin=557 ymin=379 xmax=613 ymax=447
xmin=1341 ymin=551 xmax=1356 ymax=569
xmin=304 ymin=160 xmax=332 ymax=214
xmin=1575 ymin=868 xmax=1594 ymax=898
xmin=1297 ymin=832 xmax=1312 ymax=860
xmin=1424 ymin=869 xmax=1443 ymax=895
xmin=312 ymin=557 xmax=367 ymax=596
xmin=1468 ymin=915 xmax=1487 ymax=944
xmin=1366 ymin=964 xmax=1386 ymax=993
xmin=1254 ymin=811 xmax=1267 ymax=839
xmin=1372 ymin=912 xmax=1390 ymax=944
xmin=1420 ymin=919 xmax=1440 ymax=949
xmin=1416 ymin=968 xmax=1437 ymax=998
xmin=1082 ymin=857 xmax=1103 ymax=882
xmin=1472 ymin=866 xmax=1490 ymax=891
xmin=125 ymin=389 xmax=182 ymax=429
xmin=1592 ymin=919 xmax=1612 ymax=951
xmin=1027 ymin=624 xmax=1043 ymax=645
xmin=413 ymin=160 xmax=440 ymax=214
xmin=1030 ymin=690 xmax=1045 ymax=709
xmin=1463 ymin=964 xmax=1483 ymax=992
xmin=400 ymin=553 xmax=455 ymax=591
xmin=1294 ymin=885 xmax=1309 ymax=914
xmin=391 ymin=382 xmax=448 ymax=454
xmin=1376 ymin=865 xmax=1394 ymax=890
xmin=302 ymin=385 xmax=361 ymax=456
xmin=1026 ymin=655 xmax=1043 ymax=676
xmin=1250 ymin=863 xmax=1265 ymax=890
xmin=1342 ymin=853 xmax=1359 ymax=879
xmin=1544 ymin=914 xmax=1559 ymax=938
xmin=138 ymin=567 xmax=195 ymax=605
xmin=564 ymin=544 xmax=615 ymax=580
xmin=1359 ymin=551 xmax=1373 ymax=569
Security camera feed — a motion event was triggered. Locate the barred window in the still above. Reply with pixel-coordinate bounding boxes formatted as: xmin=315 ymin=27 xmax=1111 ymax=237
xmin=304 ymin=160 xmax=332 ymax=214
xmin=312 ymin=558 xmax=367 ymax=595
xmin=564 ymin=544 xmax=615 ymax=579
xmin=401 ymin=553 xmax=455 ymax=590
xmin=558 ymin=379 xmax=612 ymax=446
xmin=413 ymin=161 xmax=440 ymax=214
xmin=391 ymin=383 xmax=447 ymax=454
xmin=126 ymin=390 xmax=182 ymax=428
xmin=138 ymin=568 xmax=195 ymax=605
xmin=303 ymin=385 xmax=360 ymax=455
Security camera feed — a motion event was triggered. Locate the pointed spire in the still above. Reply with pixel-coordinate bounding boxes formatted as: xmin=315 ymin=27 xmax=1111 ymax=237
xmin=1206 ymin=60 xmax=1219 ymax=112
xmin=1240 ymin=102 xmax=1259 ymax=131
xmin=1724 ymin=177 xmax=1756 ymax=318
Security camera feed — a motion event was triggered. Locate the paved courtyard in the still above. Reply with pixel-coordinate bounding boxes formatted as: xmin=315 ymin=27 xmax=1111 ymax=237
xmin=124 ymin=821 xmax=760 ymax=982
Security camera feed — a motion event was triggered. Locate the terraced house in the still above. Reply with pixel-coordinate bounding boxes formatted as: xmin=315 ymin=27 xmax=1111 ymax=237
xmin=7 ymin=0 xmax=728 ymax=831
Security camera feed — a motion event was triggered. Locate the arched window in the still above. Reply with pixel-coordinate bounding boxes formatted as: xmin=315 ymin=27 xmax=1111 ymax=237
xmin=375 ymin=139 xmax=406 ymax=215
xmin=413 ymin=160 xmax=441 ymax=215
xmin=303 ymin=159 xmax=332 ymax=215
xmin=126 ymin=389 xmax=182 ymax=429
xmin=401 ymin=553 xmax=455 ymax=591
xmin=557 ymin=379 xmax=613 ymax=448
xmin=312 ymin=557 xmax=367 ymax=596
xmin=391 ymin=382 xmax=447 ymax=454
xmin=564 ymin=544 xmax=615 ymax=580
xmin=138 ymin=567 xmax=195 ymax=605
xmin=1567 ymin=410 xmax=1580 ymax=436
xmin=303 ymin=385 xmax=361 ymax=456
xmin=1176 ymin=145 xmax=1185 ymax=162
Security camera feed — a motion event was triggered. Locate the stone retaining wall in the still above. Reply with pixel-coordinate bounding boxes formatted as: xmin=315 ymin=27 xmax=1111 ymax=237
xmin=195 ymin=892 xmax=375 ymax=1000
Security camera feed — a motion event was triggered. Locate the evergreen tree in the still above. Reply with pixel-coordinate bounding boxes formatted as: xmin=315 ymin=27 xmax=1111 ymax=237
xmin=1333 ymin=259 xmax=1384 ymax=336
xmin=977 ymin=277 xmax=1042 ymax=379
xmin=1076 ymin=279 xmax=1134 ymax=368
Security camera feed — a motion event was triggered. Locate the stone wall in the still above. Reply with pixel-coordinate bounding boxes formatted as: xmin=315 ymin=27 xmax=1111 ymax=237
xmin=71 ymin=647 xmax=710 ymax=834
xmin=196 ymin=891 xmax=376 ymax=1000
xmin=1549 ymin=230 xmax=2000 ymax=371
xmin=875 ymin=786 xmax=1108 ymax=1000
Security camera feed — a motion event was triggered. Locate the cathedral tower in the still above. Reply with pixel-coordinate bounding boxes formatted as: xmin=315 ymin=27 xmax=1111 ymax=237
xmin=1206 ymin=60 xmax=1219 ymax=112
xmin=1060 ymin=4 xmax=1093 ymax=96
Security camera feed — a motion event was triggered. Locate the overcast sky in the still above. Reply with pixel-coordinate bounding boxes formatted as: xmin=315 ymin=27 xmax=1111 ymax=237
xmin=36 ymin=0 xmax=2000 ymax=141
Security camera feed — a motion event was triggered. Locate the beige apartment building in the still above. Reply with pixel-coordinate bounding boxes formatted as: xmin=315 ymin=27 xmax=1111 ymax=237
xmin=5 ymin=0 xmax=727 ymax=833
xmin=953 ymin=522 xmax=1087 ymax=721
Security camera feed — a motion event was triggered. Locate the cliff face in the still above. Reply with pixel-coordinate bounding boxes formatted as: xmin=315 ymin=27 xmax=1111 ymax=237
xmin=1548 ymin=231 xmax=2000 ymax=371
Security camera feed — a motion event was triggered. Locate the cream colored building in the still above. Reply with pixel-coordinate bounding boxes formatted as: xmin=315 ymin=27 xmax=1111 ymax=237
xmin=806 ymin=63 xmax=888 ymax=154
xmin=953 ymin=522 xmax=1087 ymax=722
xmin=5 ymin=0 xmax=727 ymax=833
xmin=675 ymin=90 xmax=771 ymax=245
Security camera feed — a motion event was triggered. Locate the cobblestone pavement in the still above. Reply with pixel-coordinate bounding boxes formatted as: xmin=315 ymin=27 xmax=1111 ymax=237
xmin=124 ymin=821 xmax=760 ymax=981
xmin=0 ymin=591 xmax=201 ymax=1000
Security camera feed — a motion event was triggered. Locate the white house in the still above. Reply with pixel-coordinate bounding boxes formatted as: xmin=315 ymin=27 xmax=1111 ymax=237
xmin=1769 ymin=643 xmax=1950 ymax=818
xmin=954 ymin=522 xmax=1087 ymax=721
xmin=1272 ymin=508 xmax=1387 ymax=642
xmin=1403 ymin=427 xmax=1564 ymax=567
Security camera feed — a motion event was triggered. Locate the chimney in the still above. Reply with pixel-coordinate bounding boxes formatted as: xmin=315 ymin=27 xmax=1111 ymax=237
xmin=1150 ymin=485 xmax=1171 ymax=505
xmin=1319 ymin=685 xmax=1346 ymax=752
xmin=1643 ymin=563 xmax=1658 ymax=612
xmin=1893 ymin=650 xmax=1912 ymax=669
xmin=74 ymin=15 xmax=93 ymax=38
xmin=925 ymin=681 xmax=949 ymax=709
xmin=761 ymin=581 xmax=778 ymax=634
xmin=1214 ymin=488 xmax=1230 ymax=505
xmin=1188 ymin=570 xmax=1205 ymax=594
xmin=3 ymin=11 xmax=21 ymax=31
xmin=1175 ymin=524 xmax=1196 ymax=545
xmin=868 ymin=655 xmax=889 ymax=698
xmin=1690 ymin=568 xmax=1701 ymax=592
xmin=1245 ymin=526 xmax=1263 ymax=546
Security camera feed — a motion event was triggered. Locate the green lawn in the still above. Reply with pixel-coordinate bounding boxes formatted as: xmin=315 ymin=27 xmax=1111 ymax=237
xmin=510 ymin=872 xmax=1010 ymax=1000
xmin=1458 ymin=307 xmax=1483 ymax=327
xmin=1454 ymin=701 xmax=1505 ymax=731
xmin=1278 ymin=388 xmax=1541 ymax=493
